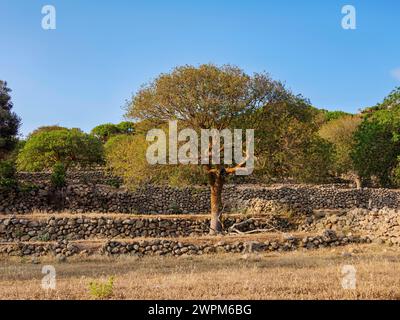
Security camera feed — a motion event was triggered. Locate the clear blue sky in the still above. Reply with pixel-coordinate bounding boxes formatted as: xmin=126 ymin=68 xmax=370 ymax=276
xmin=1 ymin=0 xmax=399 ymax=136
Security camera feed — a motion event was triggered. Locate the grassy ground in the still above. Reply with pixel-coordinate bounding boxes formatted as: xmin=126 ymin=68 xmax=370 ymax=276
xmin=1 ymin=244 xmax=400 ymax=300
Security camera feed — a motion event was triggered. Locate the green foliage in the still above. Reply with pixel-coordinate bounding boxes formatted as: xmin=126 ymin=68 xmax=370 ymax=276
xmin=291 ymin=137 xmax=335 ymax=183
xmin=319 ymin=115 xmax=361 ymax=176
xmin=0 ymin=81 xmax=21 ymax=159
xmin=321 ymin=110 xmax=352 ymax=122
xmin=88 ymin=276 xmax=115 ymax=300
xmin=50 ymin=163 xmax=66 ymax=188
xmin=105 ymin=133 xmax=207 ymax=188
xmin=105 ymin=178 xmax=121 ymax=188
xmin=363 ymin=87 xmax=400 ymax=114
xmin=116 ymin=121 xmax=135 ymax=134
xmin=37 ymin=233 xmax=50 ymax=242
xmin=352 ymin=89 xmax=400 ymax=186
xmin=91 ymin=124 xmax=121 ymax=142
xmin=244 ymin=100 xmax=333 ymax=182
xmin=17 ymin=128 xmax=104 ymax=172
xmin=91 ymin=122 xmax=135 ymax=142
xmin=28 ymin=125 xmax=67 ymax=138
xmin=0 ymin=160 xmax=17 ymax=189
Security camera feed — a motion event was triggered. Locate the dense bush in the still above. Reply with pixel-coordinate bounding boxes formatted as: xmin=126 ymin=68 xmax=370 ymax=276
xmin=319 ymin=115 xmax=362 ymax=177
xmin=17 ymin=128 xmax=104 ymax=172
xmin=352 ymin=88 xmax=400 ymax=187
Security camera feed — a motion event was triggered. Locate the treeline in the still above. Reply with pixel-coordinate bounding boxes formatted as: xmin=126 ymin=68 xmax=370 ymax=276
xmin=1 ymin=65 xmax=400 ymax=190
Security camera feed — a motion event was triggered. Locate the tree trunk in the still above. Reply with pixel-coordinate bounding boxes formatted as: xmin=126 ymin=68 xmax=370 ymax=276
xmin=209 ymin=172 xmax=224 ymax=235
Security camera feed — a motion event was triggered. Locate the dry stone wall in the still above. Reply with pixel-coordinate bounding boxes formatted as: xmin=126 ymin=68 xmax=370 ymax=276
xmin=302 ymin=207 xmax=400 ymax=246
xmin=2 ymin=183 xmax=400 ymax=214
xmin=0 ymin=230 xmax=370 ymax=258
xmin=0 ymin=215 xmax=292 ymax=242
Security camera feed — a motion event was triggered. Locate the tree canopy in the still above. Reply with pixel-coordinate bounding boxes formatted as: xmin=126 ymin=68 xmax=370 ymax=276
xmin=352 ymin=101 xmax=400 ymax=187
xmin=117 ymin=64 xmax=312 ymax=233
xmin=17 ymin=128 xmax=104 ymax=172
xmin=319 ymin=115 xmax=362 ymax=181
xmin=0 ymin=81 xmax=20 ymax=159
xmin=91 ymin=121 xmax=135 ymax=142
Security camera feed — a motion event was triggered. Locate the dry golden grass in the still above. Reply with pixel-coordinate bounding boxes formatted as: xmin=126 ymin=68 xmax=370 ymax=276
xmin=1 ymin=244 xmax=400 ymax=300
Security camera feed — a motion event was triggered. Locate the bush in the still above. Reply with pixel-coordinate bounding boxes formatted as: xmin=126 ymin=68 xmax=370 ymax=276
xmin=17 ymin=128 xmax=104 ymax=172
xmin=50 ymin=163 xmax=66 ymax=189
xmin=0 ymin=160 xmax=17 ymax=189
xmin=88 ymin=276 xmax=115 ymax=300
xmin=105 ymin=178 xmax=121 ymax=189
xmin=319 ymin=115 xmax=362 ymax=176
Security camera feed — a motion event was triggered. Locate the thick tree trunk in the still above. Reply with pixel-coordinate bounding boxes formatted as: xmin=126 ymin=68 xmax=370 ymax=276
xmin=209 ymin=173 xmax=224 ymax=235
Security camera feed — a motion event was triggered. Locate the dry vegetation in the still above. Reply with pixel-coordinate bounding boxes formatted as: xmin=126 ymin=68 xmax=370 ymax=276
xmin=1 ymin=244 xmax=400 ymax=300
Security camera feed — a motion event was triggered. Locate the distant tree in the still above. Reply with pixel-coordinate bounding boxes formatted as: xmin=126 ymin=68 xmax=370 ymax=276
xmin=117 ymin=121 xmax=135 ymax=134
xmin=91 ymin=122 xmax=135 ymax=142
xmin=319 ymin=115 xmax=362 ymax=186
xmin=0 ymin=81 xmax=21 ymax=159
xmin=352 ymin=88 xmax=400 ymax=187
xmin=17 ymin=128 xmax=104 ymax=172
xmin=362 ymin=87 xmax=400 ymax=114
xmin=91 ymin=123 xmax=121 ymax=142
xmin=29 ymin=125 xmax=67 ymax=137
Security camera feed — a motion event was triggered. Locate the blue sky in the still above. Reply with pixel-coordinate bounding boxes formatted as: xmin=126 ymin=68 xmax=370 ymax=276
xmin=1 ymin=0 xmax=399 ymax=136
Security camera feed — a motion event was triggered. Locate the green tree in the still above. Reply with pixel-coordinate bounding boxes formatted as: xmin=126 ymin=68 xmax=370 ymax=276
xmin=17 ymin=128 xmax=104 ymax=172
xmin=117 ymin=121 xmax=135 ymax=134
xmin=29 ymin=125 xmax=67 ymax=137
xmin=91 ymin=124 xmax=121 ymax=142
xmin=120 ymin=64 xmax=296 ymax=233
xmin=91 ymin=122 xmax=135 ymax=142
xmin=245 ymin=100 xmax=332 ymax=182
xmin=319 ymin=115 xmax=362 ymax=186
xmin=352 ymin=88 xmax=400 ymax=187
xmin=0 ymin=81 xmax=21 ymax=159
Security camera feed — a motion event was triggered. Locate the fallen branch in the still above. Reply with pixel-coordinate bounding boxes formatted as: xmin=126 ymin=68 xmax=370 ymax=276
xmin=230 ymin=227 xmax=276 ymax=235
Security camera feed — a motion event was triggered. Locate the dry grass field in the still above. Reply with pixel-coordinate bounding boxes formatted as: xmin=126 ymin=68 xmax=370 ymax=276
xmin=1 ymin=244 xmax=400 ymax=300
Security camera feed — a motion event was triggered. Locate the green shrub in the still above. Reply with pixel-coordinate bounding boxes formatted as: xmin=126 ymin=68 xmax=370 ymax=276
xmin=51 ymin=163 xmax=66 ymax=188
xmin=105 ymin=178 xmax=121 ymax=188
xmin=88 ymin=276 xmax=115 ymax=300
xmin=37 ymin=233 xmax=50 ymax=242
xmin=0 ymin=160 xmax=17 ymax=189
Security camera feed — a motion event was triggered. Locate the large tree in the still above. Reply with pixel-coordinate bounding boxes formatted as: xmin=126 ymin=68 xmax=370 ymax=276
xmin=122 ymin=64 xmax=296 ymax=234
xmin=0 ymin=81 xmax=21 ymax=159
